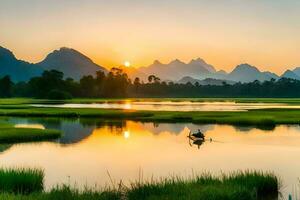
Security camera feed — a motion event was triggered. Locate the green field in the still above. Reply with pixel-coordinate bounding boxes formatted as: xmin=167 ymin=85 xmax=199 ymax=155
xmin=0 ymin=169 xmax=279 ymax=200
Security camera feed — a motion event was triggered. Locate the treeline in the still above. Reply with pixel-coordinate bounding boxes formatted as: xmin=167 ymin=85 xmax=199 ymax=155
xmin=131 ymin=78 xmax=300 ymax=98
xmin=2 ymin=68 xmax=300 ymax=98
xmin=0 ymin=68 xmax=129 ymax=99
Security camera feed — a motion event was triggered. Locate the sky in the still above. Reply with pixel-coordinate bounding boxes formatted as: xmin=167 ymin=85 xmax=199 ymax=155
xmin=0 ymin=0 xmax=300 ymax=74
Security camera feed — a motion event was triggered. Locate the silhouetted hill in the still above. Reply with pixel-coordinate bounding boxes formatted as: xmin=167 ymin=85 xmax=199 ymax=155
xmin=178 ymin=76 xmax=235 ymax=85
xmin=137 ymin=60 xmax=281 ymax=83
xmin=38 ymin=47 xmax=107 ymax=80
xmin=293 ymin=67 xmax=300 ymax=77
xmin=0 ymin=46 xmax=43 ymax=82
xmin=2 ymin=45 xmax=300 ymax=84
xmin=139 ymin=58 xmax=216 ymax=81
xmin=281 ymin=70 xmax=300 ymax=80
xmin=227 ymin=64 xmax=276 ymax=82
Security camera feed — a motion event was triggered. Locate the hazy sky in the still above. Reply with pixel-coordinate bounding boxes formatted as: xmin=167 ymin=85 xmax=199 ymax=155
xmin=1 ymin=0 xmax=299 ymax=74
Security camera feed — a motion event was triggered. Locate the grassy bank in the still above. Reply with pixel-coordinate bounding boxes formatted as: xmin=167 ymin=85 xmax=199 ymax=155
xmin=0 ymin=123 xmax=61 ymax=143
xmin=127 ymin=171 xmax=279 ymax=200
xmin=0 ymin=168 xmax=44 ymax=194
xmin=1 ymin=106 xmax=300 ymax=126
xmin=1 ymin=98 xmax=300 ymax=125
xmin=0 ymin=169 xmax=279 ymax=200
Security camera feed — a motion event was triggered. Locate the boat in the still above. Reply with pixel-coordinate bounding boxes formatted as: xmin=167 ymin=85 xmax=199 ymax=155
xmin=190 ymin=129 xmax=205 ymax=139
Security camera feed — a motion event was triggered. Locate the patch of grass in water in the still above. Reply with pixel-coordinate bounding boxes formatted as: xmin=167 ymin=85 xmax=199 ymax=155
xmin=0 ymin=128 xmax=61 ymax=143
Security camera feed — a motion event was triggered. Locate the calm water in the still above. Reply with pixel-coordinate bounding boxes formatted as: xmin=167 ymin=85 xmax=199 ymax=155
xmin=32 ymin=101 xmax=300 ymax=111
xmin=1 ymin=117 xmax=300 ymax=198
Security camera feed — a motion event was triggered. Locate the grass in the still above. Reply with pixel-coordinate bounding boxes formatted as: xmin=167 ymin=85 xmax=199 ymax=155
xmin=127 ymin=171 xmax=279 ymax=200
xmin=0 ymin=168 xmax=44 ymax=194
xmin=1 ymin=106 xmax=300 ymax=126
xmin=0 ymin=170 xmax=279 ymax=200
xmin=2 ymin=98 xmax=300 ymax=125
xmin=0 ymin=186 xmax=121 ymax=200
xmin=0 ymin=123 xmax=61 ymax=143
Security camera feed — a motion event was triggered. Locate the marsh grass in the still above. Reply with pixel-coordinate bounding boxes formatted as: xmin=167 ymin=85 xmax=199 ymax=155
xmin=127 ymin=171 xmax=279 ymax=200
xmin=0 ymin=168 xmax=44 ymax=194
xmin=0 ymin=128 xmax=61 ymax=143
xmin=1 ymin=105 xmax=300 ymax=126
xmin=0 ymin=170 xmax=279 ymax=200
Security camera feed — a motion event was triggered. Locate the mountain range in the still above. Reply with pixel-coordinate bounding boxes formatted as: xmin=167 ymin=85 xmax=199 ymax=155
xmin=136 ymin=60 xmax=300 ymax=83
xmin=0 ymin=46 xmax=107 ymax=82
xmin=0 ymin=45 xmax=300 ymax=84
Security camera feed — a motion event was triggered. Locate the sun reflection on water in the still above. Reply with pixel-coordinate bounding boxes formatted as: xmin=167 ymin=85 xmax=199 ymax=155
xmin=123 ymin=131 xmax=130 ymax=139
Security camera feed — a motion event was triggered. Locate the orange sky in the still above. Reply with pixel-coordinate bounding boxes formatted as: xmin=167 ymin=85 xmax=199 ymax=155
xmin=1 ymin=0 xmax=300 ymax=74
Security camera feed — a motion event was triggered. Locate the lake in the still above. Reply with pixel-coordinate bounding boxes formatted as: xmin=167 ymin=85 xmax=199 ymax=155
xmin=0 ymin=117 xmax=300 ymax=198
xmin=32 ymin=101 xmax=300 ymax=111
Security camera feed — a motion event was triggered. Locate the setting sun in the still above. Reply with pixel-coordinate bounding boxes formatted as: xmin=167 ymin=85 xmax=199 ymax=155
xmin=124 ymin=61 xmax=131 ymax=67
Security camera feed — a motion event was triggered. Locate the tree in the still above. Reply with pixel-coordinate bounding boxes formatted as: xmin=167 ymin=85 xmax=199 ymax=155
xmin=134 ymin=77 xmax=140 ymax=92
xmin=80 ymin=75 xmax=96 ymax=97
xmin=28 ymin=70 xmax=65 ymax=98
xmin=154 ymin=77 xmax=161 ymax=83
xmin=103 ymin=68 xmax=130 ymax=97
xmin=0 ymin=76 xmax=13 ymax=97
xmin=95 ymin=71 xmax=106 ymax=97
xmin=148 ymin=75 xmax=156 ymax=83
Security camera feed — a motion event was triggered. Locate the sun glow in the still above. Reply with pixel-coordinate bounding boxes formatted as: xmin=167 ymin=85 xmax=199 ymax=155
xmin=124 ymin=61 xmax=131 ymax=67
xmin=124 ymin=131 xmax=130 ymax=139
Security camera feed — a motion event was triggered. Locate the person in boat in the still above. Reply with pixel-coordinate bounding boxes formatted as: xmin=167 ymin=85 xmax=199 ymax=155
xmin=192 ymin=129 xmax=205 ymax=139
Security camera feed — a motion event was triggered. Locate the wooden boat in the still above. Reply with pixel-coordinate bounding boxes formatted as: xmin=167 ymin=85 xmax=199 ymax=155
xmin=190 ymin=129 xmax=205 ymax=139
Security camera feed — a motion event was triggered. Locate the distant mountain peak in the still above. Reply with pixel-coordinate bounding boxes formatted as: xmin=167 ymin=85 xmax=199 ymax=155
xmin=169 ymin=59 xmax=185 ymax=65
xmin=59 ymin=47 xmax=73 ymax=51
xmin=292 ymin=67 xmax=300 ymax=77
xmin=228 ymin=63 xmax=276 ymax=82
xmin=217 ymin=70 xmax=227 ymax=74
xmin=234 ymin=63 xmax=260 ymax=72
xmin=153 ymin=60 xmax=162 ymax=65
xmin=189 ymin=57 xmax=205 ymax=64
xmin=281 ymin=70 xmax=300 ymax=80
xmin=0 ymin=46 xmax=42 ymax=82
xmin=38 ymin=47 xmax=107 ymax=80
xmin=48 ymin=47 xmax=92 ymax=62
xmin=0 ymin=46 xmax=16 ymax=61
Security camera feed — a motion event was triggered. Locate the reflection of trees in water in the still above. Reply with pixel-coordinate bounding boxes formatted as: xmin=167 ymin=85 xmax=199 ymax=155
xmin=145 ymin=123 xmax=215 ymax=135
xmin=233 ymin=124 xmax=276 ymax=133
xmin=80 ymin=118 xmax=127 ymax=135
xmin=6 ymin=117 xmax=128 ymax=144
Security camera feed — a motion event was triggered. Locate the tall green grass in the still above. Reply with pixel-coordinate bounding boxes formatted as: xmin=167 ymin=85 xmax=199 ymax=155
xmin=0 ymin=186 xmax=121 ymax=200
xmin=0 ymin=168 xmax=44 ymax=194
xmin=0 ymin=169 xmax=279 ymax=200
xmin=127 ymin=171 xmax=279 ymax=200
